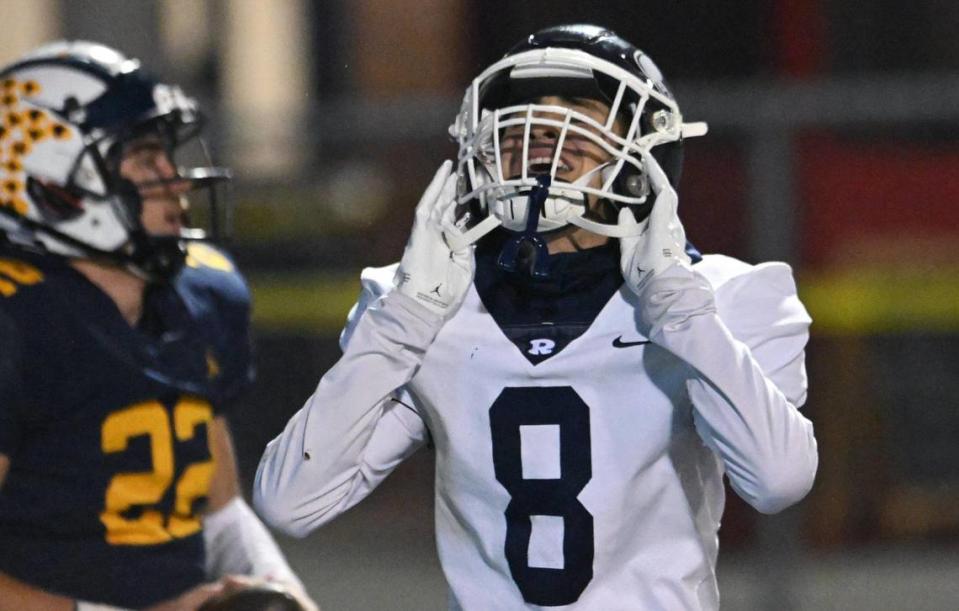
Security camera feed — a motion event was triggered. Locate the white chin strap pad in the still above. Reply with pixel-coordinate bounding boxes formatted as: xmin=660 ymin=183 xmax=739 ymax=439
xmin=446 ymin=162 xmax=650 ymax=248
xmin=493 ymin=190 xmax=584 ymax=233
xmin=444 ymin=197 xmax=646 ymax=250
xmin=567 ymin=212 xmax=645 ymax=238
xmin=491 ymin=164 xmax=604 ymax=233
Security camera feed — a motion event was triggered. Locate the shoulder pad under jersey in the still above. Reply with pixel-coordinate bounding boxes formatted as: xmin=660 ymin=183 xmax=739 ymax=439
xmin=339 ymin=263 xmax=399 ymax=351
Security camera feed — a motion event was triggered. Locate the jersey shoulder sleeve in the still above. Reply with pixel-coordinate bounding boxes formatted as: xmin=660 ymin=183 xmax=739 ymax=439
xmin=0 ymin=247 xmax=66 ymax=309
xmin=338 ymin=263 xmax=399 ymax=351
xmin=696 ymin=254 xmax=812 ymax=406
xmin=178 ymin=243 xmax=251 ymax=312
xmin=175 ymin=243 xmax=255 ymax=405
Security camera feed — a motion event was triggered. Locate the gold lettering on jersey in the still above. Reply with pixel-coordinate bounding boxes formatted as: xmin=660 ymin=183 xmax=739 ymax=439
xmin=167 ymin=398 xmax=215 ymax=538
xmin=0 ymin=258 xmax=44 ymax=297
xmin=100 ymin=402 xmax=175 ymax=545
xmin=99 ymin=397 xmax=215 ymax=546
xmin=0 ymin=276 xmax=14 ymax=297
xmin=185 ymin=243 xmax=234 ymax=273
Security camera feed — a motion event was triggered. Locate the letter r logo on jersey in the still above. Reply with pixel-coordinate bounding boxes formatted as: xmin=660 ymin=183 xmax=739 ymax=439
xmin=528 ymin=339 xmax=556 ymax=356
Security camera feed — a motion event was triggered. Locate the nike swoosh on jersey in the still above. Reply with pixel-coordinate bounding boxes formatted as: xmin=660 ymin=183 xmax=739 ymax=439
xmin=612 ymin=336 xmax=651 ymax=348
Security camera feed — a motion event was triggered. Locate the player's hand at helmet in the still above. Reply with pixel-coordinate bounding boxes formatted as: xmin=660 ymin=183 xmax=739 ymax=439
xmin=617 ymin=151 xmax=691 ymax=296
xmin=617 ymin=151 xmax=717 ymax=340
xmin=394 ymin=160 xmax=475 ymax=319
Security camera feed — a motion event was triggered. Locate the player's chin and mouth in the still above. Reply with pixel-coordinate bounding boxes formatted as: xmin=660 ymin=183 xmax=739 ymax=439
xmin=141 ymin=197 xmax=189 ymax=237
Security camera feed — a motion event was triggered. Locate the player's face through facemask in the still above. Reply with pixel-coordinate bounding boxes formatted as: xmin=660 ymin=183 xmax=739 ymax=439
xmin=113 ymin=118 xmax=230 ymax=245
xmin=498 ymin=96 xmax=626 ymax=220
xmin=119 ymin=135 xmax=191 ymax=237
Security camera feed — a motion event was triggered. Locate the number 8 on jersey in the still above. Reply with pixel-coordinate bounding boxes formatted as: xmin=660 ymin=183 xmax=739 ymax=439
xmin=490 ymin=386 xmax=594 ymax=606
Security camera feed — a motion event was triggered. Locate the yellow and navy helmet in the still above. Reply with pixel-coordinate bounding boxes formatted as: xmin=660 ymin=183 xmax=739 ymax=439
xmin=0 ymin=41 xmax=231 ymax=280
xmin=450 ymin=24 xmax=708 ymax=246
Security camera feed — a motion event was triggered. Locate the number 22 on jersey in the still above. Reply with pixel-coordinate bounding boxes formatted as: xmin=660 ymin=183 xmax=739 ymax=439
xmin=490 ymin=386 xmax=594 ymax=606
xmin=100 ymin=397 xmax=214 ymax=546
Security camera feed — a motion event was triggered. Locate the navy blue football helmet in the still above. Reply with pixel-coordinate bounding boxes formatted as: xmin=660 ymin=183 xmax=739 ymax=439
xmin=450 ymin=24 xmax=707 ymax=247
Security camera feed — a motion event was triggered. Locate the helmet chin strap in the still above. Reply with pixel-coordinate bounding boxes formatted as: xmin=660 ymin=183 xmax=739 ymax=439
xmin=567 ymin=208 xmax=645 ymax=238
xmin=497 ymin=174 xmax=553 ymax=278
xmin=445 ymin=160 xmax=643 ymax=254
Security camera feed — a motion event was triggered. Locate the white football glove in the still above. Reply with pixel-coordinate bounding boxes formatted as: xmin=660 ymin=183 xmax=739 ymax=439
xmin=618 ymin=150 xmax=692 ymax=296
xmin=394 ymin=160 xmax=474 ymax=319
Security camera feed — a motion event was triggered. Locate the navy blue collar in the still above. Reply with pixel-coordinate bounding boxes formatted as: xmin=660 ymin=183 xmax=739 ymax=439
xmin=474 ymin=230 xmax=623 ymax=327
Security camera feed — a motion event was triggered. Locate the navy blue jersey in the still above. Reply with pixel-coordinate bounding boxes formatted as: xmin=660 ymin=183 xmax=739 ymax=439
xmin=0 ymin=243 xmax=254 ymax=607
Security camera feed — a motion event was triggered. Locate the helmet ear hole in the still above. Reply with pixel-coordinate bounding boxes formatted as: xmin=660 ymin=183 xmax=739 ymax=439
xmin=26 ymin=177 xmax=84 ymax=221
xmin=621 ymin=173 xmax=648 ymax=198
xmin=601 ymin=165 xmax=648 ymax=199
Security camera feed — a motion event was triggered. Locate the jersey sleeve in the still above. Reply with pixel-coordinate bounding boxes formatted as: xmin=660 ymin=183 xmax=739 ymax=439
xmin=253 ymin=265 xmax=431 ymax=537
xmin=213 ymin=273 xmax=255 ymax=409
xmin=635 ymin=256 xmax=818 ymax=514
xmin=712 ymin=260 xmax=812 ymax=407
xmin=0 ymin=308 xmax=24 ymax=457
xmin=178 ymin=244 xmax=256 ymax=410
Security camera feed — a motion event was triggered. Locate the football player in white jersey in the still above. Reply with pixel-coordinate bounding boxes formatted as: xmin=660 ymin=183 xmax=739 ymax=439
xmin=254 ymin=24 xmax=818 ymax=610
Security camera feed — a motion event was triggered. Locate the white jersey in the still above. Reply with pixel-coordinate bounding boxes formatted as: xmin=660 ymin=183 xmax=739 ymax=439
xmin=254 ymin=254 xmax=818 ymax=611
